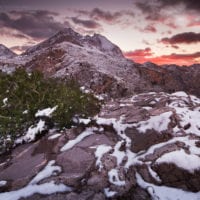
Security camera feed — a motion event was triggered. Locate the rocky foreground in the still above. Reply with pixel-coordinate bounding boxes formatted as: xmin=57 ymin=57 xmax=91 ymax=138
xmin=0 ymin=91 xmax=200 ymax=200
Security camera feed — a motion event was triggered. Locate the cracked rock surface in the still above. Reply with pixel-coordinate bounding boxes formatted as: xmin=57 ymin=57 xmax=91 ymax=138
xmin=1 ymin=91 xmax=200 ymax=199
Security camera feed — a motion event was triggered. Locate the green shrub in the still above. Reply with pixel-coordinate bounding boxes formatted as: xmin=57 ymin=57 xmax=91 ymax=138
xmin=0 ymin=68 xmax=101 ymax=153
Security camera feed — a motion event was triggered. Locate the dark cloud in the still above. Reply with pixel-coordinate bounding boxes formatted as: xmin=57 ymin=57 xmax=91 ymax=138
xmin=89 ymin=8 xmax=122 ymax=22
xmin=161 ymin=0 xmax=200 ymax=11
xmin=134 ymin=1 xmax=177 ymax=29
xmin=71 ymin=17 xmax=101 ymax=29
xmin=75 ymin=8 xmax=134 ymax=24
xmin=0 ymin=10 xmax=67 ymax=39
xmin=143 ymin=25 xmax=157 ymax=33
xmin=171 ymin=45 xmax=179 ymax=49
xmin=134 ymin=0 xmax=200 ymax=14
xmin=161 ymin=32 xmax=200 ymax=44
xmin=165 ymin=22 xmax=177 ymax=29
xmin=135 ymin=24 xmax=157 ymax=33
xmin=134 ymin=1 xmax=163 ymax=21
xmin=134 ymin=0 xmax=200 ymax=28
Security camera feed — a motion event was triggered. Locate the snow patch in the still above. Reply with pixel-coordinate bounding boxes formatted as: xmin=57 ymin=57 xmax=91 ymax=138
xmin=95 ymin=116 xmax=132 ymax=147
xmin=136 ymin=173 xmax=200 ymax=200
xmin=2 ymin=97 xmax=8 ymax=106
xmin=61 ymin=127 xmax=96 ymax=151
xmin=94 ymin=94 xmax=105 ymax=101
xmin=104 ymin=188 xmax=117 ymax=197
xmin=136 ymin=111 xmax=172 ymax=133
xmin=156 ymin=149 xmax=200 ymax=173
xmin=0 ymin=180 xmax=7 ymax=187
xmin=30 ymin=160 xmax=61 ymax=184
xmin=172 ymin=91 xmax=188 ymax=98
xmin=22 ymin=110 xmax=28 ymax=114
xmin=35 ymin=106 xmax=57 ymax=117
xmin=95 ymin=144 xmax=112 ymax=171
xmin=111 ymin=141 xmax=126 ymax=166
xmin=119 ymin=103 xmax=133 ymax=107
xmin=15 ymin=120 xmax=46 ymax=144
xmin=80 ymin=86 xmax=91 ymax=94
xmin=142 ymin=106 xmax=152 ymax=110
xmin=108 ymin=169 xmax=125 ymax=186
xmin=79 ymin=118 xmax=91 ymax=125
xmin=48 ymin=133 xmax=62 ymax=140
xmin=170 ymin=107 xmax=200 ymax=137
xmin=136 ymin=136 xmax=189 ymax=161
xmin=0 ymin=160 xmax=72 ymax=200
xmin=0 ymin=181 xmax=70 ymax=200
xmin=148 ymin=166 xmax=162 ymax=183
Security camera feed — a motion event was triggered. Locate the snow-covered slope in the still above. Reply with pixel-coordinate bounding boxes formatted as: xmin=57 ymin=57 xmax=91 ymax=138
xmin=1 ymin=91 xmax=200 ymax=200
xmin=0 ymin=44 xmax=16 ymax=59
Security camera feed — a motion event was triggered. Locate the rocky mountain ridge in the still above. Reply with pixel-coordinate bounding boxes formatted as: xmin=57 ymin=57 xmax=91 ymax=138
xmin=24 ymin=28 xmax=124 ymax=58
xmin=0 ymin=28 xmax=199 ymax=98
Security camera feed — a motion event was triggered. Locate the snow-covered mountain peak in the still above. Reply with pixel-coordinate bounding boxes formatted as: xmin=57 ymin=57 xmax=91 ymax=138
xmin=87 ymin=33 xmax=123 ymax=57
xmin=25 ymin=28 xmax=123 ymax=58
xmin=25 ymin=28 xmax=84 ymax=55
xmin=50 ymin=28 xmax=83 ymax=45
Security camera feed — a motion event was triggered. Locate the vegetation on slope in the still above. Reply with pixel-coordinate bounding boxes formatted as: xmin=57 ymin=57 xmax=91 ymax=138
xmin=0 ymin=68 xmax=101 ymax=154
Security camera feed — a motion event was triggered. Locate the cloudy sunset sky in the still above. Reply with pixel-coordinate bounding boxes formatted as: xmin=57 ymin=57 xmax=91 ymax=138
xmin=0 ymin=0 xmax=199 ymax=65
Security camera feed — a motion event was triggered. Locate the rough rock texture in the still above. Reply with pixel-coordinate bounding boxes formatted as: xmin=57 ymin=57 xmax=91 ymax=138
xmin=138 ymin=62 xmax=200 ymax=97
xmin=0 ymin=44 xmax=18 ymax=73
xmin=1 ymin=91 xmax=200 ymax=199
xmin=0 ymin=44 xmax=16 ymax=59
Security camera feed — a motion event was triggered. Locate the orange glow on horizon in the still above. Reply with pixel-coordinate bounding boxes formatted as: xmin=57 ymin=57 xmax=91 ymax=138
xmin=124 ymin=50 xmax=200 ymax=66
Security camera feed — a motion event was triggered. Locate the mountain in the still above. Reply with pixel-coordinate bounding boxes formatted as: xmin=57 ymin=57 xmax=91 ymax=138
xmin=25 ymin=28 xmax=123 ymax=58
xmin=0 ymin=28 xmax=200 ymax=98
xmin=0 ymin=44 xmax=16 ymax=59
xmin=22 ymin=28 xmax=148 ymax=98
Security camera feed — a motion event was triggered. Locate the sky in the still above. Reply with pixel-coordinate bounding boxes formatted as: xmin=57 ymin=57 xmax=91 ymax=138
xmin=0 ymin=0 xmax=199 ymax=66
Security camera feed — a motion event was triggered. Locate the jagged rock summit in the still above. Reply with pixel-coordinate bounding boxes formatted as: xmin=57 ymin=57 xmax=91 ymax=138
xmin=25 ymin=28 xmax=124 ymax=58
